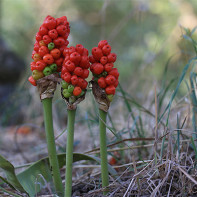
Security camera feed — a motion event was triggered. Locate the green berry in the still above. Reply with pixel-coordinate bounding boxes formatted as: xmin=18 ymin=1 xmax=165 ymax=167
xmin=69 ymin=96 xmax=76 ymax=104
xmin=63 ymin=89 xmax=72 ymax=98
xmin=68 ymin=85 xmax=74 ymax=93
xmin=50 ymin=63 xmax=57 ymax=72
xmin=32 ymin=70 xmax=44 ymax=80
xmin=48 ymin=42 xmax=55 ymax=50
xmin=107 ymin=94 xmax=114 ymax=102
xmin=61 ymin=80 xmax=69 ymax=89
xmin=43 ymin=67 xmax=52 ymax=76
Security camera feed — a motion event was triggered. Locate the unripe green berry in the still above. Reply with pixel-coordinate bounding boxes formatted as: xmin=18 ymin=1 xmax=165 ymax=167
xmin=43 ymin=67 xmax=52 ymax=76
xmin=63 ymin=89 xmax=72 ymax=98
xmin=107 ymin=94 xmax=114 ymax=102
xmin=48 ymin=42 xmax=55 ymax=50
xmin=61 ymin=80 xmax=69 ymax=89
xmin=68 ymin=85 xmax=74 ymax=93
xmin=50 ymin=63 xmax=57 ymax=72
xmin=32 ymin=70 xmax=44 ymax=80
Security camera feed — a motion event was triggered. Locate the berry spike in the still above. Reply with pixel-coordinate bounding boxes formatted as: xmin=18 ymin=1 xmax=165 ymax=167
xmin=60 ymin=44 xmax=90 ymax=110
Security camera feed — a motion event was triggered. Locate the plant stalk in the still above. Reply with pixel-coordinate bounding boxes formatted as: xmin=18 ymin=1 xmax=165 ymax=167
xmin=99 ymin=109 xmax=109 ymax=195
xmin=65 ymin=109 xmax=76 ymax=197
xmin=42 ymin=98 xmax=64 ymax=196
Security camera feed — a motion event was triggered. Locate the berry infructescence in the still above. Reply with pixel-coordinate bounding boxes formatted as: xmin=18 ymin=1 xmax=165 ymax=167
xmin=61 ymin=45 xmax=90 ymax=103
xmin=90 ymin=40 xmax=119 ymax=195
xmin=28 ymin=15 xmax=71 ymax=197
xmin=28 ymin=15 xmax=70 ymax=86
xmin=90 ymin=40 xmax=119 ymax=102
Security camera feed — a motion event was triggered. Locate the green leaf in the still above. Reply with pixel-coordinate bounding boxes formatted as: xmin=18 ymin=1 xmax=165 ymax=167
xmin=159 ymin=56 xmax=197 ymax=126
xmin=0 ymin=154 xmax=26 ymax=193
xmin=17 ymin=153 xmax=117 ymax=197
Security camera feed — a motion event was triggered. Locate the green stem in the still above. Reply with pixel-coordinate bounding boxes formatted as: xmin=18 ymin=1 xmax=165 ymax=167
xmin=65 ymin=109 xmax=76 ymax=197
xmin=99 ymin=109 xmax=109 ymax=195
xmin=42 ymin=98 xmax=64 ymax=196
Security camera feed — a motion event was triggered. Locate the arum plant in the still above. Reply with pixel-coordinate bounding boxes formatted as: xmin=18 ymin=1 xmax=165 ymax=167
xmin=90 ymin=40 xmax=119 ymax=194
xmin=60 ymin=44 xmax=90 ymax=197
xmin=28 ymin=15 xmax=70 ymax=196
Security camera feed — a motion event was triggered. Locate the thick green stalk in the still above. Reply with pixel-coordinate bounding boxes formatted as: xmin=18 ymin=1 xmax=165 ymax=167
xmin=65 ymin=109 xmax=76 ymax=197
xmin=99 ymin=109 xmax=109 ymax=195
xmin=42 ymin=98 xmax=64 ymax=196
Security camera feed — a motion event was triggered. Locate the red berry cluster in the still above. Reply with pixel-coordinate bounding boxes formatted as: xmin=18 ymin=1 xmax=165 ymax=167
xmin=28 ymin=15 xmax=70 ymax=86
xmin=61 ymin=45 xmax=90 ymax=101
xmin=90 ymin=40 xmax=119 ymax=99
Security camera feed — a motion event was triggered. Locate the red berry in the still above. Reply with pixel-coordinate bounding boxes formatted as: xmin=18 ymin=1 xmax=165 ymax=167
xmin=56 ymin=16 xmax=68 ymax=26
xmin=63 ymin=48 xmax=69 ymax=56
xmin=33 ymin=53 xmax=42 ymax=62
xmin=36 ymin=60 xmax=46 ymax=71
xmin=84 ymin=62 xmax=90 ymax=69
xmin=50 ymin=48 xmax=61 ymax=59
xmin=56 ymin=25 xmax=68 ymax=36
xmin=65 ymin=40 xmax=69 ymax=46
xmin=59 ymin=44 xmax=67 ymax=53
xmin=107 ymin=53 xmax=117 ymax=63
xmin=105 ymin=85 xmax=116 ymax=95
xmin=71 ymin=75 xmax=79 ymax=85
xmin=65 ymin=60 xmax=75 ymax=72
xmin=102 ymin=44 xmax=111 ymax=55
xmin=32 ymin=51 xmax=36 ymax=59
xmin=43 ymin=54 xmax=54 ymax=64
xmin=100 ymin=56 xmax=108 ymax=65
xmin=73 ymin=86 xmax=82 ymax=96
xmin=48 ymin=29 xmax=58 ymax=39
xmin=80 ymin=56 xmax=89 ymax=68
xmin=89 ymin=55 xmax=96 ymax=63
xmin=104 ymin=63 xmax=114 ymax=72
xmin=92 ymin=47 xmax=103 ymax=61
xmin=70 ymin=52 xmax=81 ymax=65
xmin=105 ymin=75 xmax=116 ymax=85
xmin=93 ymin=63 xmax=104 ymax=75
xmin=36 ymin=32 xmax=42 ymax=42
xmin=39 ymin=40 xmax=46 ymax=46
xmin=74 ymin=67 xmax=84 ymax=77
xmin=83 ymin=48 xmax=89 ymax=56
xmin=55 ymin=57 xmax=63 ymax=66
xmin=39 ymin=25 xmax=48 ymax=36
xmin=80 ymin=79 xmax=88 ymax=89
xmin=63 ymin=72 xmax=71 ymax=83
xmin=44 ymin=16 xmax=56 ymax=30
xmin=82 ymin=69 xmax=89 ymax=79
xmin=34 ymin=42 xmax=39 ymax=52
xmin=53 ymin=37 xmax=66 ymax=46
xmin=109 ymin=68 xmax=119 ymax=78
xmin=114 ymin=80 xmax=119 ymax=88
xmin=28 ymin=76 xmax=37 ymax=86
xmin=43 ymin=35 xmax=52 ymax=45
xmin=98 ymin=40 xmax=108 ymax=49
xmin=38 ymin=46 xmax=49 ymax=57
xmin=61 ymin=66 xmax=69 ymax=75
xmin=68 ymin=46 xmax=76 ymax=55
xmin=64 ymin=55 xmax=70 ymax=63
xmin=30 ymin=62 xmax=37 ymax=71
xmin=98 ymin=77 xmax=107 ymax=88
xmin=76 ymin=44 xmax=84 ymax=55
